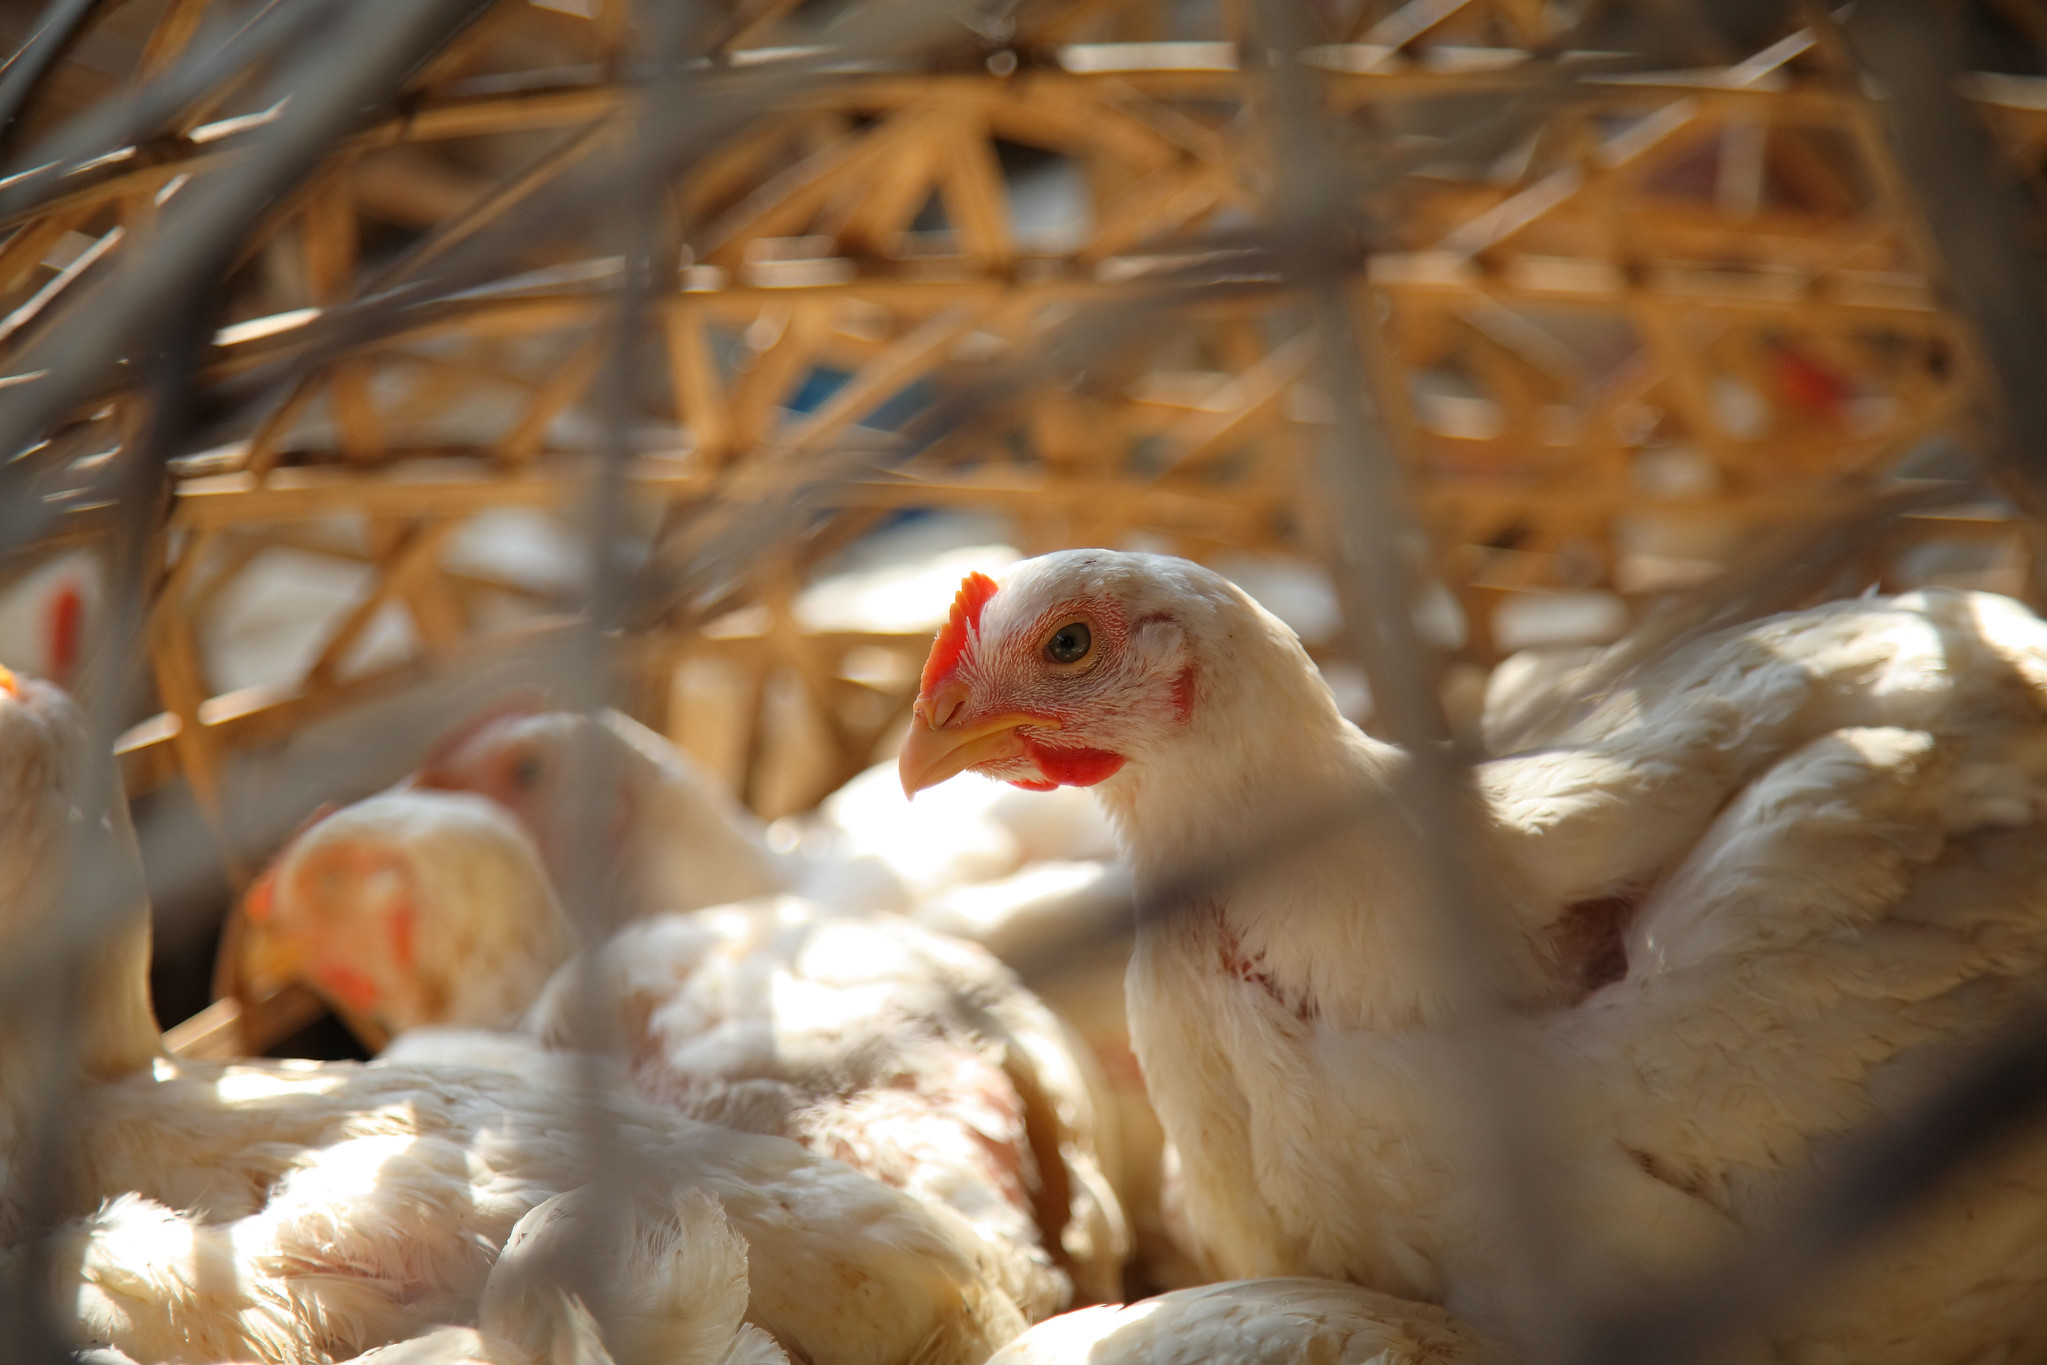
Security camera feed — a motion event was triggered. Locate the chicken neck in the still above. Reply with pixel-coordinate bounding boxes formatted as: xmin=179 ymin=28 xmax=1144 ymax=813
xmin=1092 ymin=621 xmax=1549 ymax=1034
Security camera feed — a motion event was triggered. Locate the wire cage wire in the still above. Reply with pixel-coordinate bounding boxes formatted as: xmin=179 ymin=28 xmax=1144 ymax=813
xmin=5 ymin=0 xmax=2047 ymax=1360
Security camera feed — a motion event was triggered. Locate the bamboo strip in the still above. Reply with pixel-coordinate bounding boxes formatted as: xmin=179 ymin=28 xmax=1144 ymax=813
xmin=303 ymin=519 xmax=461 ymax=690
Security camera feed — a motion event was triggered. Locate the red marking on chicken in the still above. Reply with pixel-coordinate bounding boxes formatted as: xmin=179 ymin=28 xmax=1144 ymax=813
xmin=1549 ymin=893 xmax=1637 ymax=1002
xmin=1171 ymin=666 xmax=1196 ymax=723
xmin=317 ymin=962 xmax=382 ymax=1012
xmin=1211 ymin=902 xmax=1315 ymax=1022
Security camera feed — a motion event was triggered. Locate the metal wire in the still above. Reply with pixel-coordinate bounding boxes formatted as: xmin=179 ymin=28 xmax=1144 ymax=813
xmin=3 ymin=2 xmax=2047 ymax=1364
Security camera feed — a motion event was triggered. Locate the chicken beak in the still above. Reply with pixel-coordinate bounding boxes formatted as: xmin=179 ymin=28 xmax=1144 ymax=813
xmin=239 ymin=918 xmax=306 ymax=996
xmin=899 ymin=710 xmax=1059 ymax=798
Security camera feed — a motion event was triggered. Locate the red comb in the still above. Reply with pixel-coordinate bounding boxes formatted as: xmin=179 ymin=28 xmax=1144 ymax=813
xmin=921 ymin=571 xmax=999 ymax=695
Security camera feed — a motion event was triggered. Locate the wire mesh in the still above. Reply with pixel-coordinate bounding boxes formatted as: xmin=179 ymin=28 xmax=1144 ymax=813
xmin=1 ymin=0 xmax=2046 ymax=1362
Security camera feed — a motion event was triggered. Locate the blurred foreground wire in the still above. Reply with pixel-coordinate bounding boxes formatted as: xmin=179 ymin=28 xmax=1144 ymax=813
xmin=4 ymin=0 xmax=2047 ymax=1362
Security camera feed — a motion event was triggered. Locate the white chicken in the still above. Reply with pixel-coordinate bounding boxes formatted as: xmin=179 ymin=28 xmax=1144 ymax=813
xmin=0 ymin=672 xmax=1027 ymax=1365
xmin=401 ymin=695 xmax=1162 ymax=1293
xmin=898 ymin=550 xmax=2047 ymax=1363
xmin=243 ymin=791 xmax=1127 ymax=1312
xmin=242 ymin=790 xmax=571 ymax=1033
xmin=412 ymin=706 xmax=905 ymax=922
xmin=810 ymin=761 xmax=1115 ymax=904
xmin=522 ymin=898 xmax=1129 ymax=1311
xmin=912 ymin=862 xmax=1194 ymax=1292
xmin=413 ymin=703 xmax=1117 ymax=922
xmin=983 ymin=1279 xmax=1482 ymax=1365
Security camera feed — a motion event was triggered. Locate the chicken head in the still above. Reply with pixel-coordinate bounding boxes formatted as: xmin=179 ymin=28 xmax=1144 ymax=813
xmin=244 ymin=789 xmax=572 ymax=1035
xmin=414 ymin=703 xmax=618 ymax=878
xmin=899 ymin=553 xmax=1246 ymax=798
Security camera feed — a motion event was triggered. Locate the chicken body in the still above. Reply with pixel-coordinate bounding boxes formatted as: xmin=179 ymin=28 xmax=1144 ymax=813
xmin=913 ymin=862 xmax=1194 ymax=1292
xmin=522 ymin=897 xmax=1128 ymax=1311
xmin=247 ymin=787 xmax=1126 ymax=1316
xmin=0 ymin=677 xmax=1023 ymax=1365
xmin=61 ymin=1051 xmax=1030 ymax=1365
xmin=811 ymin=761 xmax=1114 ymax=904
xmin=900 ymin=550 xmax=2047 ymax=1362
xmin=984 ymin=1279 xmax=1481 ymax=1365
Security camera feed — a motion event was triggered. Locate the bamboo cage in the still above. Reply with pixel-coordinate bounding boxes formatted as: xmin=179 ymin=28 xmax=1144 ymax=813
xmin=3 ymin=0 xmax=2046 ymax=1056
xmin=11 ymin=4 xmax=2047 ymax=1362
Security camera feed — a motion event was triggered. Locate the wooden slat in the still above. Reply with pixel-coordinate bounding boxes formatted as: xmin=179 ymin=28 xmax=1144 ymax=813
xmin=938 ymin=113 xmax=1013 ymax=266
xmin=665 ymin=307 xmax=736 ymax=461
xmin=303 ymin=519 xmax=462 ymax=690
xmin=501 ymin=330 xmax=605 ymax=462
xmin=173 ymin=461 xmax=713 ymax=527
xmin=0 ymin=4 xmax=2017 ymax=835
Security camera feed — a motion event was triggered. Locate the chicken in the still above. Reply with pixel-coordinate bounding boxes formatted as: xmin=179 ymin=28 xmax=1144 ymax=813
xmin=474 ymin=1185 xmax=788 ymax=1365
xmin=913 ymin=862 xmax=1195 ymax=1293
xmin=0 ymin=672 xmax=1026 ymax=1365
xmin=809 ymin=761 xmax=1115 ymax=904
xmin=983 ymin=1279 xmax=1481 ymax=1365
xmin=415 ymin=699 xmax=1118 ymax=923
xmin=898 ymin=550 xmax=2047 ymax=1363
xmin=249 ymin=781 xmax=1151 ymax=1301
xmin=247 ymin=790 xmax=1127 ymax=1314
xmin=523 ymin=898 xmax=1128 ymax=1312
xmin=51 ymin=1177 xmax=790 ymax=1365
xmin=413 ymin=706 xmax=904 ymax=924
xmin=243 ymin=790 xmax=570 ymax=1032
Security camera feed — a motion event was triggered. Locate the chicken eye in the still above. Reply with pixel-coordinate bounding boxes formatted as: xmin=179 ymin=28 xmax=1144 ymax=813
xmin=1044 ymin=622 xmax=1092 ymax=665
xmin=510 ymin=754 xmax=546 ymax=789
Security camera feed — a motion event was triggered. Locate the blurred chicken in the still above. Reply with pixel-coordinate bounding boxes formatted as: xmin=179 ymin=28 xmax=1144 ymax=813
xmin=408 ymin=695 xmax=1122 ymax=942
xmin=246 ymin=789 xmax=1127 ymax=1311
xmin=0 ymin=671 xmax=1026 ymax=1365
xmin=900 ymin=552 xmax=2047 ymax=1362
xmin=415 ymin=703 xmax=1116 ymax=923
xmin=984 ymin=1280 xmax=1482 ymax=1365
xmin=414 ymin=706 xmax=836 ymax=927
xmin=405 ymin=695 xmax=1146 ymax=1278
xmin=913 ymin=862 xmax=1194 ymax=1292
xmin=525 ymin=898 xmax=1128 ymax=1311
xmin=473 ymin=1185 xmax=789 ymax=1365
xmin=810 ymin=761 xmax=1115 ymax=903
xmin=397 ymin=700 xmax=1146 ymax=1285
xmin=244 ymin=790 xmax=569 ymax=1033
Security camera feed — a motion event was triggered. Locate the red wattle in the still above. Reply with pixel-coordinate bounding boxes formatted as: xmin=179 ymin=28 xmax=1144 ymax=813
xmin=1019 ymin=736 xmax=1126 ymax=787
xmin=317 ymin=963 xmax=382 ymax=1012
xmin=1009 ymin=778 xmax=1058 ymax=792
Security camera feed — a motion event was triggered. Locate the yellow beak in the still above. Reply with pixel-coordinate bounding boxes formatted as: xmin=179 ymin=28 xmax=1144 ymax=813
xmin=899 ymin=711 xmax=1059 ymax=797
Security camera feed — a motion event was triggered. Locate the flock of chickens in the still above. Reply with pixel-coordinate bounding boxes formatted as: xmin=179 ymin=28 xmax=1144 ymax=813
xmin=10 ymin=548 xmax=2047 ymax=1365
